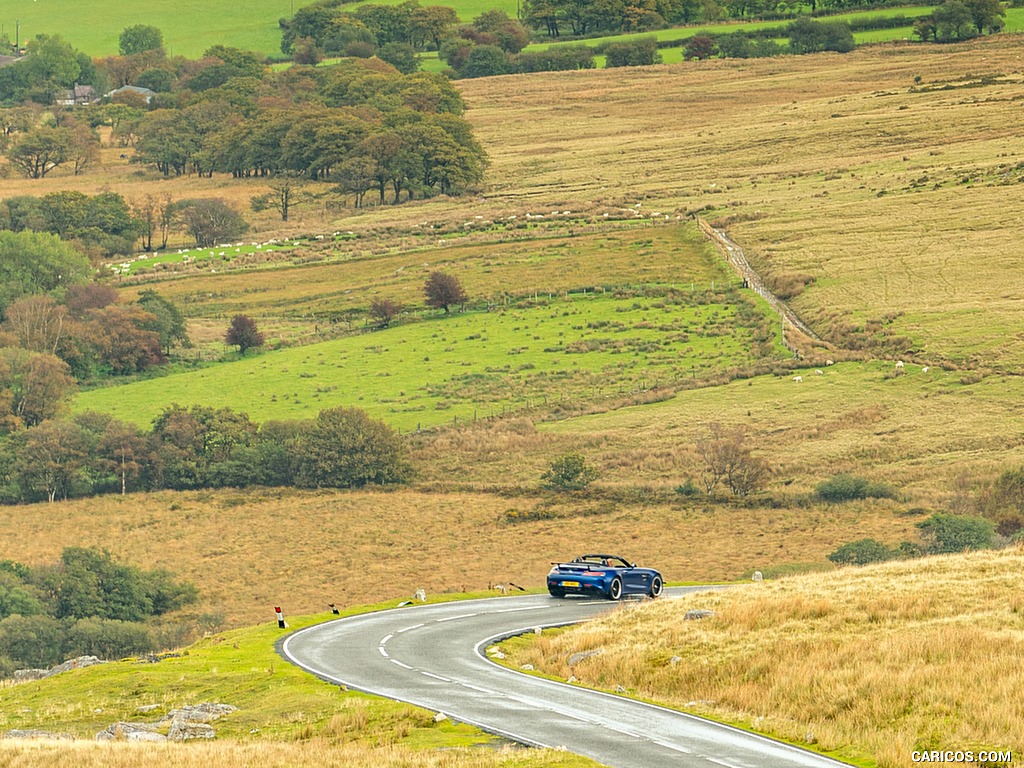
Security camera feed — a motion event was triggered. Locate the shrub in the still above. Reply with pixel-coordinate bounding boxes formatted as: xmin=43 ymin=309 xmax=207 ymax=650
xmin=541 ymin=453 xmax=599 ymax=491
xmin=292 ymin=407 xmax=409 ymax=488
xmin=65 ymin=617 xmax=153 ymax=659
xmin=604 ymin=38 xmax=661 ymax=68
xmin=816 ymin=474 xmax=896 ymax=502
xmin=828 ymin=538 xmax=895 ymax=566
xmin=675 ymin=479 xmax=700 ymax=497
xmin=917 ymin=513 xmax=994 ymax=554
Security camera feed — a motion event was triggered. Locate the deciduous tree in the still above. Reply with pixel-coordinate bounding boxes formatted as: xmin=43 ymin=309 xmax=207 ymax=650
xmin=293 ymin=406 xmax=408 ymax=488
xmin=225 ymin=314 xmax=264 ymax=355
xmin=424 ymin=271 xmax=468 ymax=314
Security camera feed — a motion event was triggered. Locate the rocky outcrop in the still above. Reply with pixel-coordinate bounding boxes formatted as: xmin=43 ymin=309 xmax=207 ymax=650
xmin=95 ymin=723 xmax=165 ymax=742
xmin=14 ymin=656 xmax=105 ymax=683
xmin=167 ymin=720 xmax=215 ymax=741
xmin=3 ymin=729 xmax=74 ymax=740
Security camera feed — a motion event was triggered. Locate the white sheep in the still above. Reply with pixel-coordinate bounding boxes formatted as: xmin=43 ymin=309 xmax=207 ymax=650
xmin=793 ymin=375 xmax=803 ymax=383
xmin=895 ymin=361 xmax=905 ymax=369
xmin=815 ymin=369 xmax=823 ymax=375
xmin=922 ymin=366 xmax=929 ymax=373
xmin=826 ymin=359 xmax=835 ymax=366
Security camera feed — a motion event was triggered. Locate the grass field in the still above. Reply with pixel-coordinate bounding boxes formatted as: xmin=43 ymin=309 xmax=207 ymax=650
xmin=0 ymin=599 xmax=596 ymax=768
xmin=504 ymin=549 xmax=1024 ymax=768
xmin=77 ymin=288 xmax=782 ymax=431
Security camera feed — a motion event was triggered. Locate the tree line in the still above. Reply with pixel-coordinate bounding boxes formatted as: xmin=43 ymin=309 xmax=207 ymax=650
xmin=0 ymin=547 xmax=199 ymax=675
xmin=0 ymin=404 xmax=409 ymax=505
xmin=1 ymin=33 xmax=487 ymax=209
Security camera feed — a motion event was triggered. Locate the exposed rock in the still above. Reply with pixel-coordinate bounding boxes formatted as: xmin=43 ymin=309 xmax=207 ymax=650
xmin=161 ymin=703 xmax=237 ymax=724
xmin=12 ymin=669 xmax=48 ymax=683
xmin=615 ymin=685 xmax=627 ymax=693
xmin=519 ymin=664 xmax=535 ymax=671
xmin=433 ymin=713 xmax=448 ymax=723
xmin=567 ymin=650 xmax=603 ymax=666
xmin=683 ymin=609 xmax=715 ymax=621
xmin=669 ymin=656 xmax=682 ymax=666
xmin=752 ymin=571 xmax=764 ymax=582
xmin=566 ymin=676 xmax=577 ymax=684
xmin=3 ymin=729 xmax=74 ymax=740
xmin=167 ymin=721 xmax=215 ymax=741
xmin=15 ymin=656 xmax=105 ymax=683
xmin=96 ymin=722 xmax=165 ymax=742
xmin=136 ymin=704 xmax=161 ymax=714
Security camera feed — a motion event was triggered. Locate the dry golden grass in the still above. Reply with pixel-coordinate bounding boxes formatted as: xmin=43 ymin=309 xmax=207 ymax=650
xmin=506 ymin=548 xmax=1024 ymax=768
xmin=0 ymin=486 xmax=912 ymax=628
xmin=0 ymin=739 xmax=581 ymax=768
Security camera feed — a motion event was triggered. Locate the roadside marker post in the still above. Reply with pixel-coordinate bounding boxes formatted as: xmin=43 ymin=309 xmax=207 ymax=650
xmin=275 ymin=606 xmax=287 ymax=629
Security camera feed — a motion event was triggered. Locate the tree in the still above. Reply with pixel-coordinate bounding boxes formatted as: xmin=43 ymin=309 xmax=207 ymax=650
xmin=136 ymin=290 xmax=190 ymax=354
xmin=68 ymin=121 xmax=101 ymax=176
xmin=2 ymin=296 xmax=69 ymax=356
xmin=6 ymin=126 xmax=72 ymax=178
xmin=932 ymin=0 xmax=977 ymax=41
xmin=13 ymin=419 xmax=90 ymax=502
xmin=293 ymin=407 xmax=408 ymax=488
xmin=369 ymin=297 xmax=405 ymax=328
xmin=460 ymin=45 xmax=508 ymax=78
xmin=0 ymin=349 xmax=76 ymax=432
xmin=250 ymin=174 xmax=307 ymax=222
xmin=0 ymin=231 xmax=90 ymax=316
xmin=119 ymin=25 xmax=164 ymax=56
xmin=696 ymin=422 xmax=769 ymax=496
xmin=95 ymin=417 xmax=149 ymax=495
xmin=225 ymin=314 xmax=264 ymax=355
xmin=176 ymin=198 xmax=249 ymax=247
xmin=963 ymin=0 xmax=1004 ymax=34
xmin=424 ymin=271 xmax=468 ymax=314
xmin=541 ymin=453 xmax=600 ymax=491
xmin=787 ymin=18 xmax=855 ymax=53
xmin=684 ymin=35 xmax=717 ymax=60
xmin=378 ymin=42 xmax=421 ymax=74
xmin=81 ymin=305 xmax=166 ymax=374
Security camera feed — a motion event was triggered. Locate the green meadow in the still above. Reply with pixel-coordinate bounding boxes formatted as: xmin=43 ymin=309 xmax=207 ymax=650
xmin=76 ymin=290 xmax=780 ymax=431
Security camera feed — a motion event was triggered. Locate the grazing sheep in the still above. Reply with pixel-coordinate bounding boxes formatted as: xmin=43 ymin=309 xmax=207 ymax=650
xmin=895 ymin=361 xmax=905 ymax=369
xmin=752 ymin=571 xmax=763 ymax=582
xmin=826 ymin=359 xmax=835 ymax=366
xmin=922 ymin=366 xmax=929 ymax=373
xmin=793 ymin=375 xmax=803 ymax=383
xmin=815 ymin=369 xmax=823 ymax=375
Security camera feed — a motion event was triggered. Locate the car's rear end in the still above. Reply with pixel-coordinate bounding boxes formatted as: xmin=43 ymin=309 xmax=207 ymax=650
xmin=547 ymin=562 xmax=613 ymax=597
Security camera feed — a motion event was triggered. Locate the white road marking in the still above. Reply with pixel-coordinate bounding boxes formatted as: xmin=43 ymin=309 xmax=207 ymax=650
xmin=493 ymin=606 xmax=549 ymax=613
xmin=437 ymin=613 xmax=478 ymax=622
xmin=653 ymin=740 xmax=692 ymax=754
xmin=378 ymin=646 xmax=389 ymax=657
xmin=381 ymin=633 xmax=394 ymax=644
xmin=703 ymin=757 xmax=743 ymax=768
xmin=397 ymin=623 xmax=424 ymax=633
xmin=421 ymin=671 xmax=451 ymax=682
xmin=389 ymin=659 xmax=413 ymax=670
xmin=460 ymin=683 xmax=492 ymax=694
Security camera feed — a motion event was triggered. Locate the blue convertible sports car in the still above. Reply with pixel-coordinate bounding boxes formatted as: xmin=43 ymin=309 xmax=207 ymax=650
xmin=547 ymin=554 xmax=663 ymax=600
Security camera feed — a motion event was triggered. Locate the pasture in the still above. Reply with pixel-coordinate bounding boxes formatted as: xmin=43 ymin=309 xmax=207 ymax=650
xmin=76 ymin=289 xmax=778 ymax=431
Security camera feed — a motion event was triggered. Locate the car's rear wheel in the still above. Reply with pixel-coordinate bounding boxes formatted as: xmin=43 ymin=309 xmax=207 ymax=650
xmin=608 ymin=577 xmax=623 ymax=600
xmin=649 ymin=575 xmax=663 ymax=598
xmin=549 ymin=589 xmax=565 ymax=598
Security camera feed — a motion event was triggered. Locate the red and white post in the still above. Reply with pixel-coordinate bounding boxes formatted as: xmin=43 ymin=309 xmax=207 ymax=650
xmin=275 ymin=606 xmax=286 ymax=629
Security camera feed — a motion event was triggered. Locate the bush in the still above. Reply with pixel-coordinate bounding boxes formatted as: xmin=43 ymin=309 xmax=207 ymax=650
xmin=917 ymin=513 xmax=994 ymax=554
xmin=292 ymin=407 xmax=409 ymax=488
xmin=816 ymin=474 xmax=896 ymax=502
xmin=675 ymin=479 xmax=700 ymax=497
xmin=541 ymin=453 xmax=600 ymax=491
xmin=604 ymin=38 xmax=661 ymax=68
xmin=65 ymin=617 xmax=153 ymax=659
xmin=828 ymin=538 xmax=895 ymax=566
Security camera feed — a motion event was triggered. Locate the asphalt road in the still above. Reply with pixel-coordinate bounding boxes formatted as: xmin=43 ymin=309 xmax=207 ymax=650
xmin=280 ymin=589 xmax=853 ymax=768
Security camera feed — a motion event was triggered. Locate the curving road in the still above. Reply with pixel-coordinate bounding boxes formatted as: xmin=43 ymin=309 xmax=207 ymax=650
xmin=280 ymin=589 xmax=852 ymax=768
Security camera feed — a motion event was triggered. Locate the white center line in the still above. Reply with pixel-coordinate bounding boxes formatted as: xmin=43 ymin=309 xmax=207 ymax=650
xmin=396 ymin=623 xmax=424 ymax=633
xmin=420 ymin=671 xmax=450 ymax=682
xmin=389 ymin=659 xmax=413 ymax=670
xmin=380 ymin=633 xmax=394 ymax=644
xmin=378 ymin=646 xmax=388 ymax=658
xmin=437 ymin=613 xmax=478 ymax=622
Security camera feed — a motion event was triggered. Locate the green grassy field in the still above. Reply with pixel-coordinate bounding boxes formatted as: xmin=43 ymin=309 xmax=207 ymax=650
xmin=76 ymin=288 xmax=781 ymax=431
xmin=0 ymin=598 xmax=596 ymax=768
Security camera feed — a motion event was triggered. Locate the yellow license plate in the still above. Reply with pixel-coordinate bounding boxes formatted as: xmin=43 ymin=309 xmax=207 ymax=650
xmin=562 ymin=581 xmax=580 ymax=588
